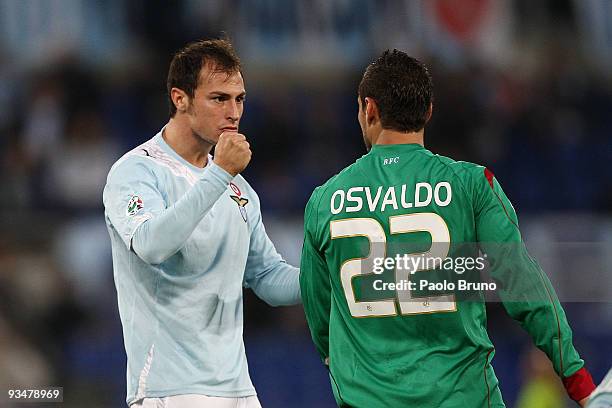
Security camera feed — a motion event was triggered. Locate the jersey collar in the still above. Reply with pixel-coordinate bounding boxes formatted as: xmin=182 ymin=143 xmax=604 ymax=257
xmin=370 ymin=143 xmax=425 ymax=153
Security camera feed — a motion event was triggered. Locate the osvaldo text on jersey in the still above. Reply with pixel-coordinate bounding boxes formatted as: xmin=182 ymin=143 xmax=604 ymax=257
xmin=330 ymin=181 xmax=451 ymax=214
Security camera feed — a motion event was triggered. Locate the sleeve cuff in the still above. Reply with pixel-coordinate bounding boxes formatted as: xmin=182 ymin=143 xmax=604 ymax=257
xmin=563 ymin=367 xmax=596 ymax=402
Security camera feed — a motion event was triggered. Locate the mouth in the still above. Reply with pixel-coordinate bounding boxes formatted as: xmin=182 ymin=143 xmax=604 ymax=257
xmin=221 ymin=126 xmax=238 ymax=132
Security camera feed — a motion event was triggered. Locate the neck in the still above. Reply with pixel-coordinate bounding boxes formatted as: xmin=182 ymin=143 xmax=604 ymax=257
xmin=163 ymin=117 xmax=212 ymax=168
xmin=374 ymin=128 xmax=424 ymax=147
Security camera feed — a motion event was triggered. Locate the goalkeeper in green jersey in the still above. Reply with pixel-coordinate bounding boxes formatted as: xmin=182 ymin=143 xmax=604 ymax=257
xmin=299 ymin=50 xmax=596 ymax=407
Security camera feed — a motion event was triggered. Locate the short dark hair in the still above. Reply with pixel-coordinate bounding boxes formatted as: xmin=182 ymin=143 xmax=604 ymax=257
xmin=166 ymin=39 xmax=241 ymax=117
xmin=358 ymin=49 xmax=433 ymax=132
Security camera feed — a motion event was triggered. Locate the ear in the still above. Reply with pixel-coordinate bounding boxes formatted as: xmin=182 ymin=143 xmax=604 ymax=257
xmin=425 ymin=102 xmax=433 ymax=124
xmin=171 ymin=87 xmax=190 ymax=114
xmin=364 ymin=97 xmax=379 ymax=125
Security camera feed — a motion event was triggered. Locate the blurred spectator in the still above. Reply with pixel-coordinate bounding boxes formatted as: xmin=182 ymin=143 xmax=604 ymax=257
xmin=515 ymin=347 xmax=566 ymax=408
xmin=42 ymin=108 xmax=120 ymax=211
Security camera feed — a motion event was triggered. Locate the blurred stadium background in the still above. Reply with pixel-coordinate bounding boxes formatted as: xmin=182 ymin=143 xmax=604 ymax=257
xmin=0 ymin=0 xmax=611 ymax=407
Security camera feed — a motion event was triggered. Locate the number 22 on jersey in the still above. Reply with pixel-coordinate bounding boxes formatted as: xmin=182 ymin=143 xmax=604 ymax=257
xmin=330 ymin=213 xmax=456 ymax=318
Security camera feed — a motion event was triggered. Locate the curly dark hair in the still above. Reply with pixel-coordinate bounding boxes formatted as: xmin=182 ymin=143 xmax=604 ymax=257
xmin=166 ymin=38 xmax=241 ymax=117
xmin=358 ymin=49 xmax=433 ymax=132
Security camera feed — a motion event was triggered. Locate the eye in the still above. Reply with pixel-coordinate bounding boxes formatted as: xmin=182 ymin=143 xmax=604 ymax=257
xmin=236 ymin=95 xmax=245 ymax=103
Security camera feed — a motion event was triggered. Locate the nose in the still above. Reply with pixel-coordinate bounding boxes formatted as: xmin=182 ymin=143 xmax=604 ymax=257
xmin=227 ymin=100 xmax=240 ymax=123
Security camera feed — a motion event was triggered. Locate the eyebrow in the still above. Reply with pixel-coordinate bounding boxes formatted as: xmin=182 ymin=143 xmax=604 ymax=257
xmin=208 ymin=91 xmax=246 ymax=97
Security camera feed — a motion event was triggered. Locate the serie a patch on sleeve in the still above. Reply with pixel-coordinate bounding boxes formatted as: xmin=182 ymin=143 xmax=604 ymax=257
xmin=127 ymin=195 xmax=144 ymax=216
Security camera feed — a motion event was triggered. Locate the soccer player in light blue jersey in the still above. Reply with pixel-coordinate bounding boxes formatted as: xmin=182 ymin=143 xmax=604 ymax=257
xmin=103 ymin=39 xmax=301 ymax=408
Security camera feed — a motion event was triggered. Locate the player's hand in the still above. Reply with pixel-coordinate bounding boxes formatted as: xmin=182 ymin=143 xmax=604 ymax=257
xmin=214 ymin=132 xmax=251 ymax=176
xmin=578 ymin=396 xmax=588 ymax=407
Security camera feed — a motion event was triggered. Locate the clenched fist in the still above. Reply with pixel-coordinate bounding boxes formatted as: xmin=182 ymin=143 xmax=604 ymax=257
xmin=214 ymin=132 xmax=252 ymax=176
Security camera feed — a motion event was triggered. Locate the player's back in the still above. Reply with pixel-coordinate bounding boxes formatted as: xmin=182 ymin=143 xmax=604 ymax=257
xmin=303 ymin=143 xmax=504 ymax=407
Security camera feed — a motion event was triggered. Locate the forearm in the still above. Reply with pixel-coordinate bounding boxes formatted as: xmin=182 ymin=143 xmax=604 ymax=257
xmin=494 ymin=247 xmax=581 ymax=374
xmin=250 ymin=263 xmax=301 ymax=306
xmin=132 ymin=163 xmax=232 ymax=264
xmin=491 ymin=245 xmax=595 ymax=401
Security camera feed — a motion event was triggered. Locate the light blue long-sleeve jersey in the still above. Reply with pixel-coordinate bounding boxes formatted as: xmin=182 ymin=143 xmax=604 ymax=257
xmin=103 ymin=130 xmax=300 ymax=405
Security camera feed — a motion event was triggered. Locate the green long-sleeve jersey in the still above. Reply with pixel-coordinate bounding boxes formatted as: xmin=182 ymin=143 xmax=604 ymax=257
xmin=300 ymin=143 xmax=586 ymax=408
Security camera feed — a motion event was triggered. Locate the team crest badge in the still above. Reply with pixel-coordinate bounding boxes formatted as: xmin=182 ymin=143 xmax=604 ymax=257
xmin=229 ymin=182 xmax=248 ymax=222
xmin=127 ymin=195 xmax=144 ymax=216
